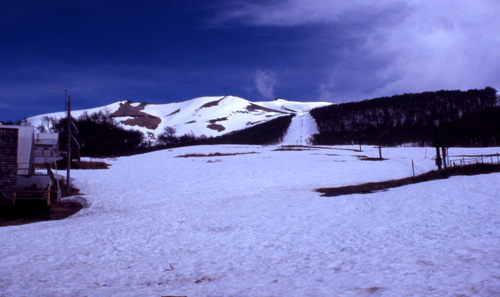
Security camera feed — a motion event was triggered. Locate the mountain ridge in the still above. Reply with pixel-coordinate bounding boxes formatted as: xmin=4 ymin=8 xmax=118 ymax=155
xmin=27 ymin=95 xmax=332 ymax=140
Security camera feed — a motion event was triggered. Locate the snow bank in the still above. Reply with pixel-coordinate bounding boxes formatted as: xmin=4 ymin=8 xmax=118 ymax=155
xmin=1 ymin=145 xmax=499 ymax=296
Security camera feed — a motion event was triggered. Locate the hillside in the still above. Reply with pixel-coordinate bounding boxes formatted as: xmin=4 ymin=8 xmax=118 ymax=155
xmin=28 ymin=96 xmax=331 ymax=139
xmin=310 ymin=87 xmax=500 ymax=147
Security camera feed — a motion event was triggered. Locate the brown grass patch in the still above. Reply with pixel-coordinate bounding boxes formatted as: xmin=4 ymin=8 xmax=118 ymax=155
xmin=111 ymin=101 xmax=162 ymax=129
xmin=207 ymin=123 xmax=225 ymax=132
xmin=274 ymin=145 xmax=332 ymax=151
xmin=316 ymin=163 xmax=500 ymax=197
xmin=176 ymin=152 xmax=258 ymax=158
xmin=166 ymin=109 xmax=180 ymax=117
xmin=199 ymin=98 xmax=224 ymax=109
xmin=72 ymin=161 xmax=110 ymax=169
xmin=358 ymin=157 xmax=387 ymax=161
xmin=208 ymin=117 xmax=228 ymax=124
xmin=54 ymin=160 xmax=110 ymax=170
xmin=274 ymin=147 xmax=314 ymax=151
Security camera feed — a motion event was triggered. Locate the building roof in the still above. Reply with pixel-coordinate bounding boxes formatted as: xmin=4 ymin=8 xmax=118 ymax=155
xmin=34 ymin=133 xmax=59 ymax=146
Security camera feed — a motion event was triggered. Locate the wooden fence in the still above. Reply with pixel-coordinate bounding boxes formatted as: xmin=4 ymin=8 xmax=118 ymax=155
xmin=449 ymin=153 xmax=500 ymax=167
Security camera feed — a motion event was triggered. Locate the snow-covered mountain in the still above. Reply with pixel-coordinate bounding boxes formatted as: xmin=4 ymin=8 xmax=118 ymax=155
xmin=28 ymin=96 xmax=331 ymax=139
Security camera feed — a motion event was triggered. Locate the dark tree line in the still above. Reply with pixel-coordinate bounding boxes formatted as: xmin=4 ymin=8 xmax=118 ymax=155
xmin=51 ymin=111 xmax=293 ymax=157
xmin=209 ymin=115 xmax=293 ymax=145
xmin=55 ymin=111 xmax=144 ymax=157
xmin=310 ymin=87 xmax=499 ymax=147
xmin=152 ymin=114 xmax=294 ymax=150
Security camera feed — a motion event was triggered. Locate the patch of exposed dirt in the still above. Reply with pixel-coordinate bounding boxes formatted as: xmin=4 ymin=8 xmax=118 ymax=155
xmin=316 ymin=163 xmax=500 ymax=197
xmin=166 ymin=109 xmax=181 ymax=117
xmin=185 ymin=120 xmax=196 ymax=124
xmin=120 ymin=117 xmax=161 ymax=130
xmin=246 ymin=103 xmax=287 ymax=114
xmin=111 ymin=101 xmax=162 ymax=129
xmin=194 ymin=276 xmax=214 ymax=284
xmin=55 ymin=160 xmax=110 ymax=170
xmin=0 ymin=183 xmax=84 ymax=227
xmin=208 ymin=117 xmax=228 ymax=124
xmin=358 ymin=156 xmax=387 ymax=161
xmin=74 ymin=161 xmax=110 ymax=169
xmin=274 ymin=145 xmax=334 ymax=151
xmin=331 ymin=147 xmax=363 ymax=152
xmin=0 ymin=201 xmax=83 ymax=227
xmin=207 ymin=123 xmax=226 ymax=132
xmin=274 ymin=147 xmax=315 ymax=151
xmin=199 ymin=97 xmax=224 ymax=109
xmin=110 ymin=101 xmax=147 ymax=117
xmin=176 ymin=152 xmax=258 ymax=158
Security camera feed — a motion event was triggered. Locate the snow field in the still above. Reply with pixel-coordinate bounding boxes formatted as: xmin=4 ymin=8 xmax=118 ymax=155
xmin=1 ymin=145 xmax=500 ymax=296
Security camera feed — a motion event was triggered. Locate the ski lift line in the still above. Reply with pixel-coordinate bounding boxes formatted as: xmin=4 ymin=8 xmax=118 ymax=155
xmin=71 ymin=135 xmax=81 ymax=149
xmin=71 ymin=120 xmax=79 ymax=133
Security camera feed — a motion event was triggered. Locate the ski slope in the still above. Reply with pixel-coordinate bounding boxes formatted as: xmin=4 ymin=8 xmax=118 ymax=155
xmin=281 ymin=112 xmax=321 ymax=145
xmin=1 ymin=145 xmax=500 ymax=296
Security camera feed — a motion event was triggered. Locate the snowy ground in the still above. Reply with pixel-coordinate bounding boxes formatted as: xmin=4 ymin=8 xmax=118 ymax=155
xmin=1 ymin=145 xmax=500 ymax=296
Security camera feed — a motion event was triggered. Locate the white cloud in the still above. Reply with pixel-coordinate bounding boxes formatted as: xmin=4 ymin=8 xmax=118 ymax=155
xmin=252 ymin=69 xmax=278 ymax=99
xmin=368 ymin=0 xmax=500 ymax=97
xmin=215 ymin=0 xmax=402 ymax=26
xmin=217 ymin=0 xmax=500 ymax=99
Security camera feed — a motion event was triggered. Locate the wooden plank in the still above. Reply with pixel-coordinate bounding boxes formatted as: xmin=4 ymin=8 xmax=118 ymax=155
xmin=46 ymin=185 xmax=51 ymax=206
xmin=46 ymin=164 xmax=57 ymax=184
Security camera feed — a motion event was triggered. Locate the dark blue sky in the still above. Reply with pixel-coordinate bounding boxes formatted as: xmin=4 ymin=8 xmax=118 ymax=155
xmin=1 ymin=0 xmax=499 ymax=122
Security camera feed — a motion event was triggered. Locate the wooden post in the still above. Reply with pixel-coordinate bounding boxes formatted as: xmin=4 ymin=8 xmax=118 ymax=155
xmin=411 ymin=159 xmax=415 ymax=177
xmin=46 ymin=185 xmax=51 ymax=206
xmin=66 ymin=95 xmax=71 ymax=193
xmin=441 ymin=147 xmax=447 ymax=168
xmin=12 ymin=192 xmax=16 ymax=205
xmin=435 ymin=147 xmax=442 ymax=170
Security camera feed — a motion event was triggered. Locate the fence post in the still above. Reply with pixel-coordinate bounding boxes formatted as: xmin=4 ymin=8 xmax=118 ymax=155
xmin=46 ymin=185 xmax=51 ymax=206
xmin=411 ymin=159 xmax=415 ymax=177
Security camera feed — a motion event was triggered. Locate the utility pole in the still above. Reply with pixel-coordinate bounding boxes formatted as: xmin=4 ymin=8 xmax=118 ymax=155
xmin=433 ymin=120 xmax=442 ymax=170
xmin=66 ymin=95 xmax=71 ymax=193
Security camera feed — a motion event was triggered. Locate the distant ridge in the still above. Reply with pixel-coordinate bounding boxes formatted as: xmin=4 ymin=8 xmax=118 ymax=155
xmin=28 ymin=96 xmax=332 ymax=139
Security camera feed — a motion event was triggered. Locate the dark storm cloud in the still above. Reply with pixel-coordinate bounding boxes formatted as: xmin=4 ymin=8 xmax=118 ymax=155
xmin=214 ymin=0 xmax=500 ymax=101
